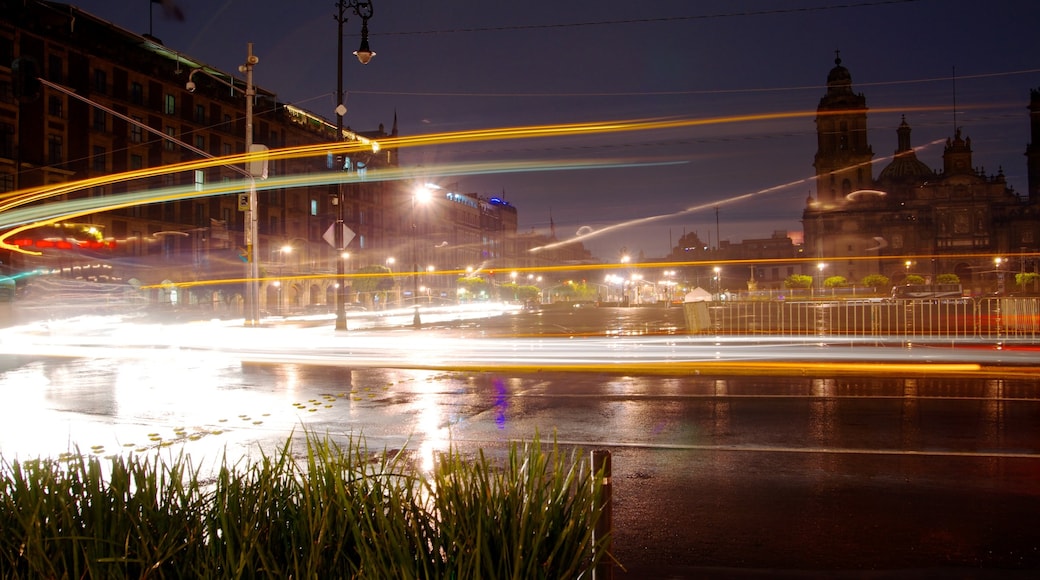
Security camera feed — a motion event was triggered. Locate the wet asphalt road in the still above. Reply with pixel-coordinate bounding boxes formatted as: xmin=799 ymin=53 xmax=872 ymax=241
xmin=1 ymin=304 xmax=1038 ymax=578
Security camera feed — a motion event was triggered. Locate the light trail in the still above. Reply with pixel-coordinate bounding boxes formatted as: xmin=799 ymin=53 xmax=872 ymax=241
xmin=2 ymin=314 xmax=1037 ymax=378
xmin=1 ymin=104 xmax=956 ymax=254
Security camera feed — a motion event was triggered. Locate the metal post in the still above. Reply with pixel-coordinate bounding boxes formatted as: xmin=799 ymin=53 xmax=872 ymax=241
xmin=412 ymin=201 xmax=421 ymax=328
xmin=332 ymin=0 xmax=375 ymax=330
xmin=244 ymin=43 xmax=261 ymax=327
xmin=334 ymin=2 xmax=347 ymax=331
xmin=592 ymin=449 xmax=613 ymax=580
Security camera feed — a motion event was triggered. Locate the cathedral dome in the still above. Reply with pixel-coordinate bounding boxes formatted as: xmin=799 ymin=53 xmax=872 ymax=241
xmin=878 ymin=155 xmax=934 ymax=184
xmin=878 ymin=116 xmax=934 ymax=185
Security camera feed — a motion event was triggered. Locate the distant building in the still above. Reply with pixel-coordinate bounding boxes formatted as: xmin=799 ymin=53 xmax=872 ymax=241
xmin=802 ymin=55 xmax=1040 ymax=292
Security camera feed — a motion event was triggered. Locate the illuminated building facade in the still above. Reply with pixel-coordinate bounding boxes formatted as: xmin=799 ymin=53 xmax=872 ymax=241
xmin=803 ymin=56 xmax=1040 ymax=292
xmin=0 ymin=2 xmax=541 ymax=319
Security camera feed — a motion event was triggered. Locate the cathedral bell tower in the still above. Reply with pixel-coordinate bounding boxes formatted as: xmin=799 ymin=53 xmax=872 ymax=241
xmin=813 ymin=53 xmax=874 ymax=204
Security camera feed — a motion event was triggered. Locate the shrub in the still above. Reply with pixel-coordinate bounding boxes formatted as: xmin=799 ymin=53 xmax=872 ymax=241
xmin=936 ymin=273 xmax=960 ymax=285
xmin=860 ymin=274 xmax=890 ymax=289
xmin=823 ymin=275 xmax=848 ymax=288
xmin=784 ymin=274 xmax=813 ymax=289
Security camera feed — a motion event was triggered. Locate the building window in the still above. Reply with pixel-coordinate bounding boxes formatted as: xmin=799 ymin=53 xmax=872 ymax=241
xmin=0 ymin=173 xmax=13 ymax=193
xmin=47 ymin=54 xmax=62 ymax=83
xmin=93 ymin=69 xmax=107 ymax=94
xmin=310 ymin=198 xmax=318 ymax=216
xmin=195 ymin=135 xmax=204 ymax=150
xmin=92 ymin=145 xmax=106 ymax=173
xmin=130 ymin=82 xmax=143 ymax=105
xmin=130 ymin=154 xmax=143 ymax=170
xmin=195 ymin=104 xmax=205 ymax=124
xmin=223 ymin=143 xmax=231 ymax=156
xmin=165 ymin=126 xmax=177 ymax=151
xmin=0 ymin=123 xmax=12 ymax=158
xmin=0 ymin=38 xmax=12 ymax=69
xmin=194 ymin=169 xmax=204 ymax=191
xmin=130 ymin=116 xmax=143 ymax=143
xmin=47 ymin=95 xmax=62 ymax=118
xmin=93 ymin=109 xmax=107 ymax=132
xmin=47 ymin=135 xmax=63 ymax=164
xmin=164 ymin=93 xmax=175 ymax=115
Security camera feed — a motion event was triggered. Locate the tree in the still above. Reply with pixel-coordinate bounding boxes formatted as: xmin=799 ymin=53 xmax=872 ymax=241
xmin=784 ymin=274 xmax=813 ymax=289
xmin=352 ymin=265 xmax=394 ymax=294
xmin=904 ymin=274 xmax=926 ymax=285
xmin=457 ymin=276 xmax=490 ymax=301
xmin=1015 ymin=272 xmax=1039 ymax=292
xmin=823 ymin=275 xmax=848 ymax=288
xmin=936 ymin=273 xmax=960 ymax=285
xmin=860 ymin=274 xmax=890 ymax=290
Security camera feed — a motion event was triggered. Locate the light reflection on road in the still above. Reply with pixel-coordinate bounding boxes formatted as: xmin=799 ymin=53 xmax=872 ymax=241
xmin=1 ymin=312 xmax=1038 ymax=468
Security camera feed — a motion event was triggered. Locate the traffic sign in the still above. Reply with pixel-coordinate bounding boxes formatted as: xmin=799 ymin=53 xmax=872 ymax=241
xmin=323 ymin=223 xmax=355 ymax=250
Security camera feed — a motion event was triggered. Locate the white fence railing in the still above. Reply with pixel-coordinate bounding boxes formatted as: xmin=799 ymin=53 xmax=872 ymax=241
xmin=685 ymin=297 xmax=1040 ymax=341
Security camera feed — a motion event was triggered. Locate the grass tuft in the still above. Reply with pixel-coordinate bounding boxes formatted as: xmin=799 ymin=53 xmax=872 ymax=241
xmin=1 ymin=432 xmax=610 ymax=578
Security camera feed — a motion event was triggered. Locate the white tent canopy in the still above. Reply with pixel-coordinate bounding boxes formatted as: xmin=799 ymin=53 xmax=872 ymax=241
xmin=683 ymin=287 xmax=712 ymax=302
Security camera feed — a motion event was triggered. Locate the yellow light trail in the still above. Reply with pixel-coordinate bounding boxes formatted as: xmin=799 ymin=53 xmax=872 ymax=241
xmin=0 ymin=103 xmax=966 ymax=256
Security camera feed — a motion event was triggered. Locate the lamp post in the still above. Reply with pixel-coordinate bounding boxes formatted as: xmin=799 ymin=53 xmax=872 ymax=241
xmin=995 ymin=256 xmax=1005 ymax=295
xmin=411 ymin=184 xmax=433 ymax=328
xmin=334 ymin=0 xmax=376 ymax=331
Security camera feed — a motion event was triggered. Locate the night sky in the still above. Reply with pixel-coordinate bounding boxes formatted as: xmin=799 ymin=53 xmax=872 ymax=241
xmin=62 ymin=0 xmax=1040 ymax=259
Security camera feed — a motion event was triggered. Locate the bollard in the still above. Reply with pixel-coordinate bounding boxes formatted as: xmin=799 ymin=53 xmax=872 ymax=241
xmin=592 ymin=449 xmax=613 ymax=580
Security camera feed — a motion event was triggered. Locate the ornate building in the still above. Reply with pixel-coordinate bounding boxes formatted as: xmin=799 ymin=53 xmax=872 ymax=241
xmin=802 ymin=56 xmax=1040 ymax=292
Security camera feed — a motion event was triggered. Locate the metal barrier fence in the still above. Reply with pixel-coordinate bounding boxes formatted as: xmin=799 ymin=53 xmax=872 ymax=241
xmin=686 ymin=297 xmax=1040 ymax=341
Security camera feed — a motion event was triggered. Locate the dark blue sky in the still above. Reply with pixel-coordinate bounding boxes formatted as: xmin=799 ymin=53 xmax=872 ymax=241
xmin=68 ymin=0 xmax=1040 ymax=259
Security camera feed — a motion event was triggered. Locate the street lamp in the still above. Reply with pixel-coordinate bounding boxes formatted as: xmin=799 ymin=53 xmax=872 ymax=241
xmin=995 ymin=257 xmax=1005 ymax=294
xmin=334 ymin=0 xmax=376 ymax=331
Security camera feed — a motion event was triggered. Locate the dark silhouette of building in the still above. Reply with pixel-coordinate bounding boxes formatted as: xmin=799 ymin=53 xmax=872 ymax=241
xmin=802 ymin=55 xmax=1039 ymax=292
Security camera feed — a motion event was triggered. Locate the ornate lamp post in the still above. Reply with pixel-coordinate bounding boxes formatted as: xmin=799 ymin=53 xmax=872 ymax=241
xmin=334 ymin=0 xmax=376 ymax=331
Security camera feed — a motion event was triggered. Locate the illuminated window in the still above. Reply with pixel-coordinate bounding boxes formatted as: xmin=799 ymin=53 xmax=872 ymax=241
xmin=194 ymin=170 xmax=204 ymax=191
xmin=164 ymin=93 xmax=175 ymax=115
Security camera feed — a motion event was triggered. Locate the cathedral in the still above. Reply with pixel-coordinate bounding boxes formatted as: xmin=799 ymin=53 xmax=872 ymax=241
xmin=802 ymin=55 xmax=1040 ymax=292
